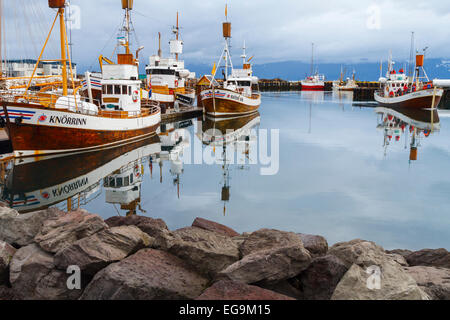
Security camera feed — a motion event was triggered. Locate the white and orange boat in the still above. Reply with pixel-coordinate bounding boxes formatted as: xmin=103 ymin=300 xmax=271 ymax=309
xmin=199 ymin=7 xmax=261 ymax=117
xmin=0 ymin=0 xmax=160 ymax=158
xmin=145 ymin=13 xmax=196 ymax=110
xmin=375 ymin=50 xmax=443 ymax=109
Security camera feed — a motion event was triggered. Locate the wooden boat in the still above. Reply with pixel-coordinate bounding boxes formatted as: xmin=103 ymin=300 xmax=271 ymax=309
xmin=0 ymin=0 xmax=160 ymax=158
xmin=145 ymin=13 xmax=195 ymax=110
xmin=0 ymin=134 xmax=161 ymax=213
xmin=199 ymin=8 xmax=261 ymax=117
xmin=375 ymin=51 xmax=443 ymax=109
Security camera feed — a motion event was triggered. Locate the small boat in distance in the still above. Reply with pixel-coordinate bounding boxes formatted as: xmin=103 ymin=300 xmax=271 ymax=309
xmin=301 ymin=43 xmax=325 ymax=91
xmin=199 ymin=6 xmax=261 ymax=117
xmin=0 ymin=0 xmax=160 ymax=158
xmin=333 ymin=68 xmax=358 ymax=91
xmin=374 ymin=50 xmax=443 ymax=109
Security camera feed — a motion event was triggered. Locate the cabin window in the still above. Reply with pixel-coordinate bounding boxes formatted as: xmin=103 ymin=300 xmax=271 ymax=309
xmin=102 ymin=85 xmax=106 ymax=93
xmin=107 ymin=85 xmax=113 ymax=94
xmin=122 ymin=85 xmax=127 ymax=95
xmin=237 ymin=81 xmax=251 ymax=87
xmin=108 ymin=177 xmax=115 ymax=187
xmin=147 ymin=69 xmax=175 ymax=75
xmin=128 ymin=86 xmax=132 ymax=95
xmin=114 ymin=85 xmax=121 ymax=95
xmin=116 ymin=177 xmax=123 ymax=187
xmin=130 ymin=174 xmax=134 ymax=184
xmin=124 ymin=176 xmax=130 ymax=187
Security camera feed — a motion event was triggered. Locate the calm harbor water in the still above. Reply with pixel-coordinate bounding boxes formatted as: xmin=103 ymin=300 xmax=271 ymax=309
xmin=2 ymin=91 xmax=449 ymax=250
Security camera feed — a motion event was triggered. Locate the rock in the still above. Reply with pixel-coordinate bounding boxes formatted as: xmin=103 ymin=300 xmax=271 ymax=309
xmin=169 ymin=227 xmax=240 ymax=277
xmin=80 ymin=249 xmax=209 ymax=300
xmin=54 ymin=226 xmax=153 ymax=275
xmin=332 ymin=263 xmax=430 ymax=300
xmin=329 ymin=240 xmax=429 ymax=300
xmin=196 ymin=280 xmax=295 ymax=300
xmin=0 ymin=208 xmax=64 ymax=247
xmin=35 ymin=209 xmax=108 ymax=253
xmin=9 ymin=244 xmax=82 ymax=300
xmin=386 ymin=249 xmax=413 ymax=257
xmin=240 ymin=229 xmax=304 ymax=257
xmin=218 ymin=245 xmax=312 ymax=284
xmin=0 ymin=241 xmax=16 ymax=285
xmin=0 ymin=206 xmax=18 ymax=218
xmin=405 ymin=266 xmax=450 ymax=300
xmin=299 ymin=233 xmax=328 ymax=257
xmin=405 ymin=249 xmax=450 ymax=269
xmin=298 ymin=255 xmax=348 ymax=300
xmin=386 ymin=253 xmax=409 ymax=267
xmin=105 ymin=215 xmax=175 ymax=250
xmin=254 ymin=279 xmax=303 ymax=300
xmin=0 ymin=285 xmax=16 ymax=300
xmin=192 ymin=217 xmax=240 ymax=237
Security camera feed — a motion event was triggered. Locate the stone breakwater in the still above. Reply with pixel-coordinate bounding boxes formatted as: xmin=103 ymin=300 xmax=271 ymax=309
xmin=0 ymin=205 xmax=449 ymax=300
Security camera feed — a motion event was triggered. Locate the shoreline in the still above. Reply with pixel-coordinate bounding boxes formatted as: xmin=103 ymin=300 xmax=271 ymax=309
xmin=0 ymin=206 xmax=449 ymax=300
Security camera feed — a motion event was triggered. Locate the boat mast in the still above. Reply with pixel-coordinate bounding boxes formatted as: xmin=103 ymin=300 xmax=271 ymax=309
xmin=222 ymin=4 xmax=233 ymax=81
xmin=158 ymin=32 xmax=162 ymax=57
xmin=408 ymin=32 xmax=415 ymax=80
xmin=310 ymin=43 xmax=314 ymax=76
xmin=0 ymin=0 xmax=3 ymax=80
xmin=122 ymin=0 xmax=133 ymax=55
xmin=175 ymin=12 xmax=179 ymax=61
xmin=58 ymin=4 xmax=68 ymax=96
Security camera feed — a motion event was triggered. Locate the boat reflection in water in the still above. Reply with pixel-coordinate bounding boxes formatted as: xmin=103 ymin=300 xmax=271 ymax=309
xmin=197 ymin=112 xmax=260 ymax=215
xmin=0 ymin=136 xmax=161 ymax=214
xmin=156 ymin=120 xmax=193 ymax=197
xmin=375 ymin=107 xmax=440 ymax=162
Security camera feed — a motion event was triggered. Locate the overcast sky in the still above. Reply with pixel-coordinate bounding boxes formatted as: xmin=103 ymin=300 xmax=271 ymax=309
xmin=4 ymin=0 xmax=450 ymax=71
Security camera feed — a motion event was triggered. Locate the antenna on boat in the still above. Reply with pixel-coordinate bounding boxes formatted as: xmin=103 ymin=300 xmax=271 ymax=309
xmin=158 ymin=32 xmax=162 ymax=57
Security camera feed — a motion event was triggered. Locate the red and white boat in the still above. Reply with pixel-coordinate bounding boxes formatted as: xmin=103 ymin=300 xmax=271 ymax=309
xmin=301 ymin=43 xmax=325 ymax=91
xmin=0 ymin=0 xmax=160 ymax=158
xmin=375 ymin=51 xmax=443 ymax=109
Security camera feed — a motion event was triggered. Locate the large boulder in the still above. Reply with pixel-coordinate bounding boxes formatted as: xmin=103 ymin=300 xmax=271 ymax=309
xmin=0 ymin=241 xmax=16 ymax=285
xmin=81 ymin=249 xmax=209 ymax=300
xmin=105 ymin=215 xmax=175 ymax=250
xmin=299 ymin=233 xmax=328 ymax=257
xmin=329 ymin=240 xmax=429 ymax=300
xmin=192 ymin=218 xmax=240 ymax=238
xmin=405 ymin=249 xmax=450 ymax=269
xmin=0 ymin=285 xmax=16 ymax=300
xmin=35 ymin=209 xmax=108 ymax=253
xmin=196 ymin=280 xmax=295 ymax=300
xmin=218 ymin=245 xmax=312 ymax=284
xmin=9 ymin=244 xmax=83 ymax=300
xmin=169 ymin=227 xmax=239 ymax=277
xmin=405 ymin=266 xmax=450 ymax=300
xmin=0 ymin=208 xmax=64 ymax=247
xmin=240 ymin=229 xmax=304 ymax=257
xmin=298 ymin=254 xmax=348 ymax=300
xmin=54 ymin=226 xmax=153 ymax=275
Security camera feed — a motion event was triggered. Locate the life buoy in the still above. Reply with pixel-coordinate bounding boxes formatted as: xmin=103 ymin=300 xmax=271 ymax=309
xmin=132 ymin=90 xmax=139 ymax=103
xmin=175 ymin=80 xmax=179 ymax=87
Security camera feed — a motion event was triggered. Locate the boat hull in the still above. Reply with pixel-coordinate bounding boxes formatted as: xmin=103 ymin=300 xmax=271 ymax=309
xmin=374 ymin=89 xmax=443 ymax=109
xmin=301 ymin=83 xmax=325 ymax=91
xmin=200 ymin=88 xmax=260 ymax=117
xmin=1 ymin=102 xmax=161 ymax=157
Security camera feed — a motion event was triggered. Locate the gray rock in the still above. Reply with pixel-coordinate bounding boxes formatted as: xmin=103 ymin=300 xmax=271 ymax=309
xmin=240 ymin=229 xmax=304 ymax=257
xmin=406 ymin=249 xmax=450 ymax=269
xmin=54 ymin=226 xmax=153 ymax=275
xmin=192 ymin=217 xmax=240 ymax=237
xmin=0 ymin=208 xmax=63 ymax=247
xmin=80 ymin=249 xmax=209 ymax=300
xmin=35 ymin=209 xmax=108 ymax=253
xmin=218 ymin=245 xmax=312 ymax=284
xmin=299 ymin=233 xmax=328 ymax=257
xmin=298 ymin=254 xmax=348 ymax=300
xmin=405 ymin=266 xmax=450 ymax=300
xmin=386 ymin=249 xmax=413 ymax=257
xmin=196 ymin=280 xmax=295 ymax=300
xmin=9 ymin=244 xmax=82 ymax=300
xmin=329 ymin=240 xmax=429 ymax=300
xmin=0 ymin=241 xmax=16 ymax=285
xmin=169 ymin=227 xmax=240 ymax=277
xmin=105 ymin=215 xmax=175 ymax=250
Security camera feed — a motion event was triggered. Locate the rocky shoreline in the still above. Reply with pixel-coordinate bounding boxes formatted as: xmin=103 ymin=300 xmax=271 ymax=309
xmin=0 ymin=205 xmax=449 ymax=300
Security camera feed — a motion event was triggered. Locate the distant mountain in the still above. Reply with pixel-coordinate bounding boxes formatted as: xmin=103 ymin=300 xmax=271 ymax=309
xmin=186 ymin=58 xmax=450 ymax=82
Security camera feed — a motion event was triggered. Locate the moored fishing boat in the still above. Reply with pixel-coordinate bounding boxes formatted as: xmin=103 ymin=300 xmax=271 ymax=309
xmin=146 ymin=13 xmax=196 ymax=110
xmin=199 ymin=6 xmax=261 ymax=117
xmin=374 ymin=50 xmax=443 ymax=109
xmin=0 ymin=0 xmax=160 ymax=158
xmin=301 ymin=43 xmax=325 ymax=91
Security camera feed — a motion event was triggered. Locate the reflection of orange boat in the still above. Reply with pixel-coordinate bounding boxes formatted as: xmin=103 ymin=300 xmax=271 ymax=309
xmin=376 ymin=106 xmax=439 ymax=162
xmin=1 ymin=135 xmax=160 ymax=213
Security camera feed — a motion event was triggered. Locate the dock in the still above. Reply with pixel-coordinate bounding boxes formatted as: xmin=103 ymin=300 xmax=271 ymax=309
xmin=161 ymin=106 xmax=203 ymax=124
